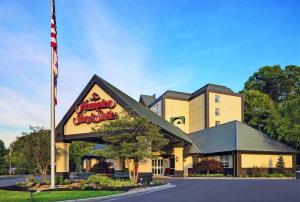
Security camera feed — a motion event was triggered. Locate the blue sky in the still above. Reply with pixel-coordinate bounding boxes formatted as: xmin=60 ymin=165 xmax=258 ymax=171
xmin=0 ymin=0 xmax=299 ymax=146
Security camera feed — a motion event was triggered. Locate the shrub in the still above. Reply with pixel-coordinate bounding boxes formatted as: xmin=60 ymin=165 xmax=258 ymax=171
xmin=89 ymin=162 xmax=113 ymax=174
xmin=16 ymin=182 xmax=27 ymax=188
xmin=55 ymin=176 xmax=64 ymax=185
xmin=26 ymin=175 xmax=35 ymax=184
xmin=87 ymin=174 xmax=135 ymax=188
xmin=193 ymin=159 xmax=224 ymax=174
xmin=276 ymin=156 xmax=285 ymax=174
xmin=63 ymin=179 xmax=71 ymax=185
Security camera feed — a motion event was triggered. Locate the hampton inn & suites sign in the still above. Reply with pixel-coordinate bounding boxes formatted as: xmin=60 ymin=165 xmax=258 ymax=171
xmin=73 ymin=92 xmax=118 ymax=125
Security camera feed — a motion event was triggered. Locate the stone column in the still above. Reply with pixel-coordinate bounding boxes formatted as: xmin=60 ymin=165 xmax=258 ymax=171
xmin=138 ymin=158 xmax=152 ymax=184
xmin=173 ymin=146 xmax=184 ymax=177
xmin=55 ymin=142 xmax=70 ymax=178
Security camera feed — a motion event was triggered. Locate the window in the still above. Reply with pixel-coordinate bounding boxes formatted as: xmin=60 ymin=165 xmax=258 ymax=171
xmin=215 ymin=108 xmax=220 ymax=116
xmin=220 ymin=155 xmax=229 ymax=168
xmin=215 ymin=121 xmax=220 ymax=126
xmin=215 ymin=95 xmax=220 ymax=103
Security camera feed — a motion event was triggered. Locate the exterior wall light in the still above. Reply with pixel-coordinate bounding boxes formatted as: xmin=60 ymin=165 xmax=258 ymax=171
xmin=175 ymin=156 xmax=179 ymax=162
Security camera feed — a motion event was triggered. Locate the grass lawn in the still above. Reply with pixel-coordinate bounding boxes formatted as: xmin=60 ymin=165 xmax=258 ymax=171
xmin=0 ymin=189 xmax=123 ymax=202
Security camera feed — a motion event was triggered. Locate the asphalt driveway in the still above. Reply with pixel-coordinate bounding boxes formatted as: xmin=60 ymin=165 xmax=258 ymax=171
xmin=103 ymin=179 xmax=300 ymax=202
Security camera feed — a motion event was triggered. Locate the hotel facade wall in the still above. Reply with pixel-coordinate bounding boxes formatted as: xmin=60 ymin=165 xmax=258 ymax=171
xmin=190 ymin=152 xmax=296 ymax=177
xmin=189 ymin=94 xmax=205 ymax=133
xmin=164 ymin=99 xmax=190 ymax=133
xmin=208 ymin=92 xmax=242 ymax=127
xmin=236 ymin=152 xmax=296 ymax=176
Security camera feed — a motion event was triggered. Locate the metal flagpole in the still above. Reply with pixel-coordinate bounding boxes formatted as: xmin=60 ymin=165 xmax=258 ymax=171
xmin=50 ymin=0 xmax=56 ymax=189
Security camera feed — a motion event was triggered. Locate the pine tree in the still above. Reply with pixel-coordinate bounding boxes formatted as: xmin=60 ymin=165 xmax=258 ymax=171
xmin=276 ymin=156 xmax=285 ymax=174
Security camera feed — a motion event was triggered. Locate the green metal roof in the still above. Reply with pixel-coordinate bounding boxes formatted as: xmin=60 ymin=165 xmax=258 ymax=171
xmin=189 ymin=121 xmax=298 ymax=154
xmin=94 ymin=75 xmax=195 ymax=145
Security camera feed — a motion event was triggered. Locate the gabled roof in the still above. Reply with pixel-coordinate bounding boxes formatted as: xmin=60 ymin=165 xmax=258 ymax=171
xmin=56 ymin=74 xmax=199 ymax=150
xmin=139 ymin=95 xmax=156 ymax=107
xmin=149 ymin=83 xmax=239 ymax=107
xmin=189 ymin=121 xmax=298 ymax=154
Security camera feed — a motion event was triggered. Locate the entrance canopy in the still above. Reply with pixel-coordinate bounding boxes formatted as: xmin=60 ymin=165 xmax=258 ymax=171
xmin=55 ymin=74 xmax=200 ymax=152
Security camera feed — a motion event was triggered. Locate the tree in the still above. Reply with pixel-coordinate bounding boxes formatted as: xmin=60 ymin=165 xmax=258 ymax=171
xmin=242 ymin=90 xmax=276 ymax=132
xmin=282 ymin=65 xmax=300 ymax=97
xmin=92 ymin=112 xmax=169 ymax=183
xmin=276 ymin=156 xmax=285 ymax=174
xmin=265 ymin=87 xmax=300 ymax=149
xmin=243 ymin=65 xmax=300 ymax=150
xmin=0 ymin=139 xmax=7 ymax=174
xmin=244 ymin=65 xmax=284 ymax=102
xmin=69 ymin=141 xmax=94 ymax=172
xmin=10 ymin=126 xmax=62 ymax=181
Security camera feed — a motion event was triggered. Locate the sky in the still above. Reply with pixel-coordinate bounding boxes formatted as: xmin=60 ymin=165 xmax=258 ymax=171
xmin=0 ymin=0 xmax=299 ymax=147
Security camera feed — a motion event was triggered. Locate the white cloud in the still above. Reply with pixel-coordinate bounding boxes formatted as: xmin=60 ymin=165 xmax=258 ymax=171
xmin=0 ymin=0 xmax=193 ymax=146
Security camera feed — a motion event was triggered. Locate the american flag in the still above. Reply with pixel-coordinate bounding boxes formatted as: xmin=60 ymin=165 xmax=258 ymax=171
xmin=51 ymin=0 xmax=58 ymax=105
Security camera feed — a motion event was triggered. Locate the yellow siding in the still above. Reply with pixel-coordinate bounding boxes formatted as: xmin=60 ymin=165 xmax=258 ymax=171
xmin=189 ymin=94 xmax=205 ymax=133
xmin=174 ymin=147 xmax=184 ymax=171
xmin=64 ymin=84 xmax=125 ymax=135
xmin=183 ymin=156 xmax=193 ymax=176
xmin=138 ymin=158 xmax=152 ymax=173
xmin=241 ymin=154 xmax=293 ymax=168
xmin=165 ymin=99 xmax=189 ymax=133
xmin=209 ymin=92 xmax=242 ymax=127
xmin=56 ymin=143 xmax=70 ymax=172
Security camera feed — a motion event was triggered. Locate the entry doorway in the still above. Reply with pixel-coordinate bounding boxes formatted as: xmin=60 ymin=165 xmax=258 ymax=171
xmin=152 ymin=158 xmax=164 ymax=175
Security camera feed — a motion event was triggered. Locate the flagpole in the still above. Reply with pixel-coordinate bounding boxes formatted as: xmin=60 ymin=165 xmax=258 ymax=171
xmin=50 ymin=0 xmax=56 ymax=189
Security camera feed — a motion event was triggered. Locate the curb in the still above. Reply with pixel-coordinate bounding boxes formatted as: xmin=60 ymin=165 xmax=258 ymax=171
xmin=60 ymin=183 xmax=176 ymax=202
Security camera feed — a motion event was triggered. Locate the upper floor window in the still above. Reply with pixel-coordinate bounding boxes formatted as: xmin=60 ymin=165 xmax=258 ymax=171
xmin=215 ymin=95 xmax=220 ymax=103
xmin=215 ymin=108 xmax=220 ymax=116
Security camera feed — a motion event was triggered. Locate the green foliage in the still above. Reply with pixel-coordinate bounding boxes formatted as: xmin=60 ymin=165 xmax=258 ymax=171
xmin=69 ymin=141 xmax=94 ymax=172
xmin=243 ymin=65 xmax=300 ymax=149
xmin=92 ymin=112 xmax=169 ymax=182
xmin=55 ymin=176 xmax=65 ymax=185
xmin=276 ymin=156 xmax=285 ymax=174
xmin=242 ymin=90 xmax=275 ymax=131
xmin=10 ymin=126 xmax=62 ymax=180
xmin=87 ymin=174 xmax=135 ymax=188
xmin=0 ymin=139 xmax=8 ymax=175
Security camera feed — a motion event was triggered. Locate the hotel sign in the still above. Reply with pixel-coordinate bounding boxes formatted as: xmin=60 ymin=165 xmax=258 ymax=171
xmin=73 ymin=92 xmax=118 ymax=125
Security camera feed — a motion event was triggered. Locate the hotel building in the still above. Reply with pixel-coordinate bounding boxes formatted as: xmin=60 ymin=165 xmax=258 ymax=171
xmin=55 ymin=75 xmax=297 ymax=181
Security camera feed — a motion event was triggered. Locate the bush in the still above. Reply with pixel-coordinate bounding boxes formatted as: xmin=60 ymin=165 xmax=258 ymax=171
xmin=26 ymin=175 xmax=35 ymax=184
xmin=276 ymin=156 xmax=285 ymax=174
xmin=89 ymin=162 xmax=113 ymax=174
xmin=193 ymin=159 xmax=224 ymax=174
xmin=55 ymin=176 xmax=64 ymax=185
xmin=87 ymin=174 xmax=135 ymax=189
xmin=189 ymin=173 xmax=224 ymax=177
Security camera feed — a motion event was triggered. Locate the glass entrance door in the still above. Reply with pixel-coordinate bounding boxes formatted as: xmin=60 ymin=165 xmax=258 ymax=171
xmin=152 ymin=158 xmax=164 ymax=175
